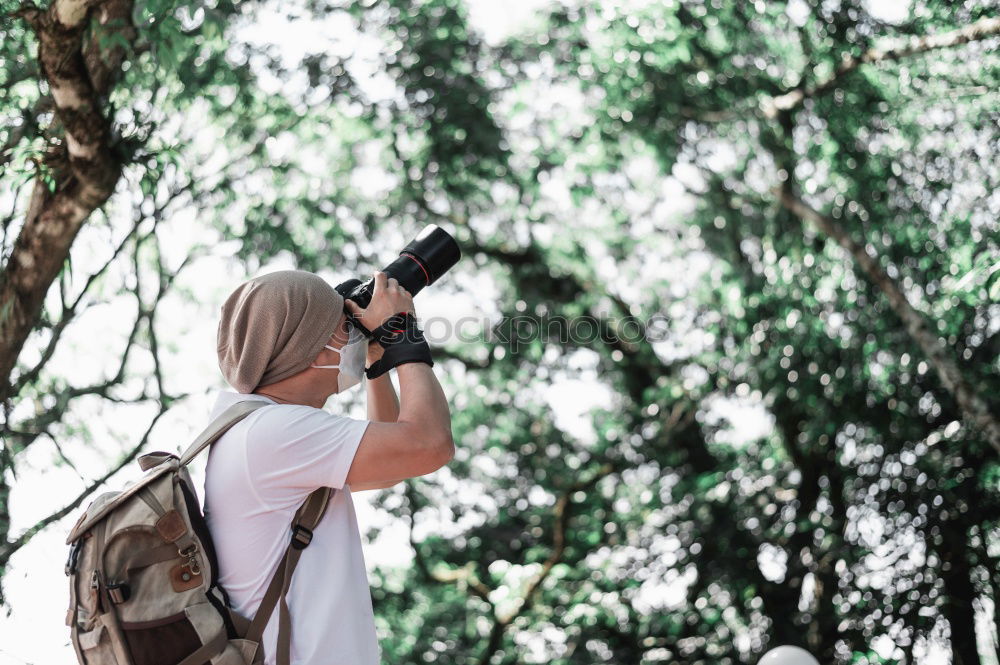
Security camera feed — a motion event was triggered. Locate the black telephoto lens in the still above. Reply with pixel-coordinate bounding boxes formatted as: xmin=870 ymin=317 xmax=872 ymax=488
xmin=337 ymin=225 xmax=462 ymax=309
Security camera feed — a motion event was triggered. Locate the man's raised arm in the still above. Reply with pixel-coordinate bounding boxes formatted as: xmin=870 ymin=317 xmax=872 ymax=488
xmin=344 ymin=271 xmax=454 ymax=486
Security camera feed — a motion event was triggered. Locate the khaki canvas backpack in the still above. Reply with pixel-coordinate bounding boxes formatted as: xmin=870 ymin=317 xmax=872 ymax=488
xmin=66 ymin=400 xmax=331 ymax=665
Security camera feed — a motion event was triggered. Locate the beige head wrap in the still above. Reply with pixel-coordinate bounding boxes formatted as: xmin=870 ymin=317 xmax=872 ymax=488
xmin=217 ymin=270 xmax=345 ymax=393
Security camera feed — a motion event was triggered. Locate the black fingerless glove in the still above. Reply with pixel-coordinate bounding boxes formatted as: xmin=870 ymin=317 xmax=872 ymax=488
xmin=365 ymin=312 xmax=434 ymax=379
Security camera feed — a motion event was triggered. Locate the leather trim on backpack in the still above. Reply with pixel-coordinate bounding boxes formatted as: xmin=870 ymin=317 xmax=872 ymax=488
xmin=155 ymin=510 xmax=187 ymax=543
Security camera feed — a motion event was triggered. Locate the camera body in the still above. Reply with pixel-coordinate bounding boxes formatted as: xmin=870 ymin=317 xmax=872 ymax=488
xmin=335 ymin=225 xmax=461 ymax=309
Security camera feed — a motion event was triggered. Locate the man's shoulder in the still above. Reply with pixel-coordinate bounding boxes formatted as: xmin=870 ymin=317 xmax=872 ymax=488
xmin=245 ymin=402 xmax=322 ymax=431
xmin=209 ymin=391 xmax=276 ymax=419
xmin=241 ymin=400 xmax=363 ymax=441
xmin=210 ymin=391 xmax=338 ymax=422
xmin=210 ymin=391 xmax=332 ymax=418
xmin=210 ymin=391 xmax=364 ymax=444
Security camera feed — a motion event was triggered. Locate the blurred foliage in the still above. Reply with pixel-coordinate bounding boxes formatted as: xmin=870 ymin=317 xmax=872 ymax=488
xmin=2 ymin=0 xmax=1000 ymax=664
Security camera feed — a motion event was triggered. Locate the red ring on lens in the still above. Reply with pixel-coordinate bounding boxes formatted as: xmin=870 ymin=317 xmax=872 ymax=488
xmin=400 ymin=252 xmax=431 ymax=285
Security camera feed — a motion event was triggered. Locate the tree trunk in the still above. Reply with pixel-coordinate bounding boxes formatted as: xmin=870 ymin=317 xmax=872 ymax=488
xmin=939 ymin=518 xmax=982 ymax=665
xmin=0 ymin=0 xmax=135 ymax=401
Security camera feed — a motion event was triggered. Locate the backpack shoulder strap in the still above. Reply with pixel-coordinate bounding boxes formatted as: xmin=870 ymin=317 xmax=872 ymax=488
xmin=245 ymin=487 xmax=333 ymax=665
xmin=179 ymin=400 xmax=270 ymax=467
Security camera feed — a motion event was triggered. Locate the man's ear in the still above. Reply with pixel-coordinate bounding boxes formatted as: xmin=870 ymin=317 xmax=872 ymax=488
xmin=331 ymin=318 xmax=351 ymax=345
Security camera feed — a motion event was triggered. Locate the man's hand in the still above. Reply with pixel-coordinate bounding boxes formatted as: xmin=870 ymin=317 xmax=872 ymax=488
xmin=345 ymin=271 xmax=415 ymax=334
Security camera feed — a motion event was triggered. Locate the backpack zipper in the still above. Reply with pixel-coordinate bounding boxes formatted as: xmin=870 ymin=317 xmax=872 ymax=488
xmin=90 ymin=569 xmax=104 ymax=613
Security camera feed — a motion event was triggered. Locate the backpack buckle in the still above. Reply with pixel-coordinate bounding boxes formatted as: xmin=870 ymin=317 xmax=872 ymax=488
xmin=107 ymin=582 xmax=131 ymax=604
xmin=179 ymin=544 xmax=202 ymax=576
xmin=65 ymin=541 xmax=82 ymax=576
xmin=291 ymin=525 xmax=313 ymax=550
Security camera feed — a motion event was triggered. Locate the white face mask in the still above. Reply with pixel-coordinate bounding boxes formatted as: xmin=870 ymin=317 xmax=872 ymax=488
xmin=311 ymin=325 xmax=367 ymax=392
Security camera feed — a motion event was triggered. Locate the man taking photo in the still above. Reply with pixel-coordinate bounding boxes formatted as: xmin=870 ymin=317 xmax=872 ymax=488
xmin=203 ymin=269 xmax=454 ymax=665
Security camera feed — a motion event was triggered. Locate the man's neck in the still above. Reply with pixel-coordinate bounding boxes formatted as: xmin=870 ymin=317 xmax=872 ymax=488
xmin=253 ymin=386 xmax=329 ymax=409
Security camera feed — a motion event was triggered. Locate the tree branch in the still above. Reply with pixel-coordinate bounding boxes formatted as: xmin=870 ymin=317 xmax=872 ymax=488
xmin=470 ymin=463 xmax=621 ymax=665
xmin=434 ymin=347 xmax=494 ymax=371
xmin=4 ymin=210 xmax=194 ymax=450
xmin=10 ymin=213 xmax=143 ymax=395
xmin=779 ymin=190 xmax=1000 ymax=456
xmin=404 ymin=483 xmax=495 ymax=606
xmin=763 ymin=17 xmax=1000 ymax=117
xmin=496 ymin=462 xmax=618 ymax=626
xmin=0 ymin=399 xmax=171 ymax=572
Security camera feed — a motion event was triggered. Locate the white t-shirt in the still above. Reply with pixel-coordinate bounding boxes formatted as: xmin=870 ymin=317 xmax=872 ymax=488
xmin=203 ymin=391 xmax=378 ymax=665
